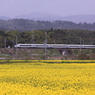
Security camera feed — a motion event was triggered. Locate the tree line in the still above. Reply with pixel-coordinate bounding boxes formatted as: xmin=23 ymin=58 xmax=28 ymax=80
xmin=0 ymin=19 xmax=95 ymax=31
xmin=0 ymin=29 xmax=95 ymax=48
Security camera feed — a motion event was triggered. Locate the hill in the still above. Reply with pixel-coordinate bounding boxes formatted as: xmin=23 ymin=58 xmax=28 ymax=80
xmin=0 ymin=16 xmax=10 ymax=20
xmin=15 ymin=12 xmax=63 ymax=21
xmin=14 ymin=12 xmax=95 ymax=23
xmin=0 ymin=12 xmax=95 ymax=23
xmin=0 ymin=19 xmax=95 ymax=31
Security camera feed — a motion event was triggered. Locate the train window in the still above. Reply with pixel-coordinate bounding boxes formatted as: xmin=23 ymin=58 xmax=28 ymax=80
xmin=20 ymin=45 xmax=31 ymax=46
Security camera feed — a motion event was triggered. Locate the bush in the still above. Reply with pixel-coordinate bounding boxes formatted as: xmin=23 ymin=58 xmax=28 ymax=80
xmin=92 ymin=49 xmax=95 ymax=53
xmin=73 ymin=49 xmax=78 ymax=54
xmin=77 ymin=54 xmax=90 ymax=60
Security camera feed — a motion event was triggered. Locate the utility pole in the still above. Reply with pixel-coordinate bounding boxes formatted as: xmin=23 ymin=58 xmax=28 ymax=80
xmin=13 ymin=36 xmax=14 ymax=48
xmin=32 ymin=31 xmax=34 ymax=44
xmin=4 ymin=38 xmax=6 ymax=48
xmin=83 ymin=40 xmax=84 ymax=45
xmin=90 ymin=37 xmax=93 ymax=45
xmin=44 ymin=31 xmax=47 ymax=60
xmin=91 ymin=41 xmax=93 ymax=45
xmin=16 ymin=35 xmax=18 ymax=56
xmin=80 ymin=37 xmax=81 ymax=54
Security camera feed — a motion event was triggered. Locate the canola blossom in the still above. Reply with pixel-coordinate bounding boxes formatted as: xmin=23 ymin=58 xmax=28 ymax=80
xmin=0 ymin=61 xmax=95 ymax=95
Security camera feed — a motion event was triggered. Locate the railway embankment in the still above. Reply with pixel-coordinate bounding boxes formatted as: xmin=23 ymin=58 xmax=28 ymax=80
xmin=0 ymin=48 xmax=95 ymax=60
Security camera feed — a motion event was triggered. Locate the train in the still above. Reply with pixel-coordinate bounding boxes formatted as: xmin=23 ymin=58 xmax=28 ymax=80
xmin=14 ymin=44 xmax=95 ymax=49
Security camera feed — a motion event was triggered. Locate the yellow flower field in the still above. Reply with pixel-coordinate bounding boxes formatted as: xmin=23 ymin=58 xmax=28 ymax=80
xmin=0 ymin=61 xmax=95 ymax=95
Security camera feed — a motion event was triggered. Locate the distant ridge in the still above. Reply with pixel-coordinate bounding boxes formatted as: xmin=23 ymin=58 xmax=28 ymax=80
xmin=0 ymin=12 xmax=95 ymax=23
xmin=15 ymin=12 xmax=63 ymax=21
xmin=14 ymin=12 xmax=95 ymax=23
xmin=0 ymin=16 xmax=10 ymax=20
xmin=62 ymin=15 xmax=95 ymax=23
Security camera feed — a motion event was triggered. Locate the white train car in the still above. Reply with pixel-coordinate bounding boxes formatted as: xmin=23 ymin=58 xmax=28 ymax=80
xmin=14 ymin=44 xmax=51 ymax=48
xmin=14 ymin=44 xmax=95 ymax=49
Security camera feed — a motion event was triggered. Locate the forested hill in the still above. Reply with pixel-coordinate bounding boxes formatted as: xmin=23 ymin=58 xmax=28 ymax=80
xmin=0 ymin=19 xmax=95 ymax=31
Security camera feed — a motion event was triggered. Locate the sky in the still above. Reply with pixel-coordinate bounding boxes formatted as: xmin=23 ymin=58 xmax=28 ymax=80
xmin=0 ymin=0 xmax=95 ymax=17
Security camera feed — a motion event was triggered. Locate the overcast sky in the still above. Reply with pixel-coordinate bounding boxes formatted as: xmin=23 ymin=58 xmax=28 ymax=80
xmin=0 ymin=0 xmax=95 ymax=17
